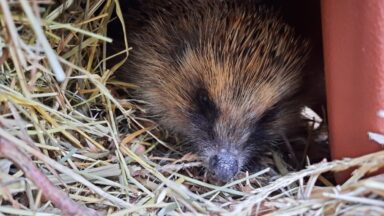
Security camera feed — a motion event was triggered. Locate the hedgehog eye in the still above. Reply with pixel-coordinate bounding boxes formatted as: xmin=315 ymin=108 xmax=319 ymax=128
xmin=258 ymin=105 xmax=280 ymax=125
xmin=200 ymin=95 xmax=208 ymax=103
xmin=188 ymin=88 xmax=219 ymax=139
xmin=246 ymin=106 xmax=281 ymax=146
xmin=192 ymin=88 xmax=219 ymax=126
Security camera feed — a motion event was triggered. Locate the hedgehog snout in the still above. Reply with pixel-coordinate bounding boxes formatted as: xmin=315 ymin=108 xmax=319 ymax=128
xmin=208 ymin=151 xmax=239 ymax=182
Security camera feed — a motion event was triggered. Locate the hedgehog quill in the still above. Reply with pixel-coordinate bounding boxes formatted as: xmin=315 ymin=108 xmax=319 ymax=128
xmin=115 ymin=0 xmax=310 ymax=182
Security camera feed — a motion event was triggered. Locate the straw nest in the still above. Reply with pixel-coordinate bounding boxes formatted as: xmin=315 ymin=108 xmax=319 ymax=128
xmin=0 ymin=1 xmax=383 ymax=215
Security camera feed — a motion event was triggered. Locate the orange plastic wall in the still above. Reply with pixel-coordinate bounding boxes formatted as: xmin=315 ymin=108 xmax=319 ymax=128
xmin=321 ymin=0 xmax=384 ymax=163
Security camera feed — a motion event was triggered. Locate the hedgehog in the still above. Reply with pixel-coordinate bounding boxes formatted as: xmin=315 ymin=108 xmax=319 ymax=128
xmin=114 ymin=0 xmax=310 ymax=182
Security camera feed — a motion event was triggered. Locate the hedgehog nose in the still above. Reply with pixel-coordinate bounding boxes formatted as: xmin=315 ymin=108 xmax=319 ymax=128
xmin=208 ymin=152 xmax=239 ymax=182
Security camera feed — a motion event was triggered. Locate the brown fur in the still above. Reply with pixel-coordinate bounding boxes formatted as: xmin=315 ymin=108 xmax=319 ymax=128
xmin=115 ymin=0 xmax=310 ymax=180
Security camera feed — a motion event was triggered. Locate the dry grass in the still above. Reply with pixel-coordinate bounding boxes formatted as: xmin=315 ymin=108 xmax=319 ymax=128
xmin=0 ymin=1 xmax=383 ymax=215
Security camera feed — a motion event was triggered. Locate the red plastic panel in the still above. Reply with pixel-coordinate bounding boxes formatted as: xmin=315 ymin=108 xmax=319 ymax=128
xmin=322 ymin=0 xmax=384 ymax=163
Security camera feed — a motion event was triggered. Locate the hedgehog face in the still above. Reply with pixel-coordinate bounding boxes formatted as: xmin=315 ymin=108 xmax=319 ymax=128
xmin=183 ymin=84 xmax=295 ymax=181
xmin=136 ymin=46 xmax=306 ymax=182
xmin=187 ymin=87 xmax=252 ymax=181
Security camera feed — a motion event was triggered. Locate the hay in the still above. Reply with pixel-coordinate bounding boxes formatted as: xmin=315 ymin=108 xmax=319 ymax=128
xmin=0 ymin=0 xmax=383 ymax=215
